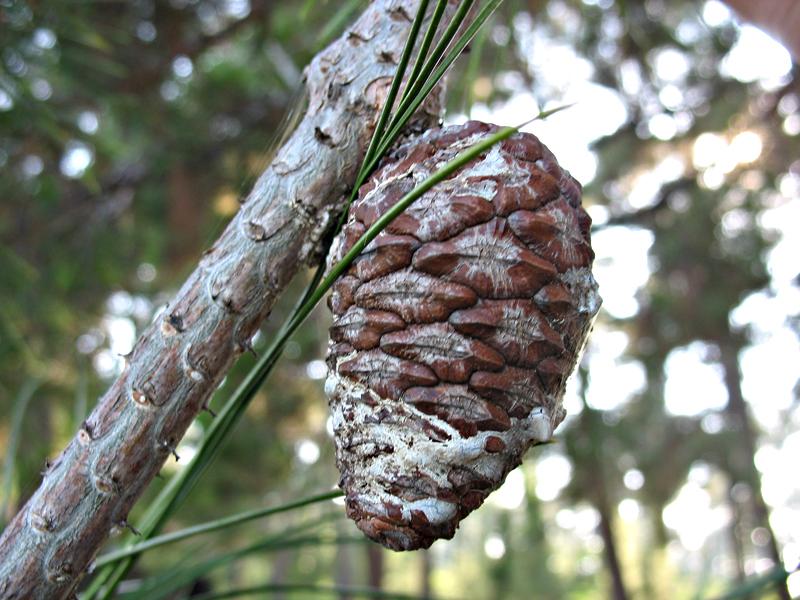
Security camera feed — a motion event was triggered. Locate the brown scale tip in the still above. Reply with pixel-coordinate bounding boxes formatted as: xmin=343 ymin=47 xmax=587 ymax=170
xmin=346 ymin=498 xmax=457 ymax=551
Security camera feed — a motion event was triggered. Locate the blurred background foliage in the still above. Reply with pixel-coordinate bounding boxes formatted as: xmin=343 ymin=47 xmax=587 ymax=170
xmin=0 ymin=0 xmax=798 ymax=598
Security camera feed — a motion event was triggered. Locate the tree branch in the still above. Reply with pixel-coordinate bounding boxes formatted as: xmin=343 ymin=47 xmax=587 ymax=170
xmin=0 ymin=2 xmax=451 ymax=597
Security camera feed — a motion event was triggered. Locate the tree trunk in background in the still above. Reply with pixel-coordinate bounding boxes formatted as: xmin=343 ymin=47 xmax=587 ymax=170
xmin=723 ymin=0 xmax=800 ymax=61
xmin=366 ymin=545 xmax=383 ymax=599
xmin=726 ymin=481 xmax=748 ymax=587
xmin=420 ymin=549 xmax=432 ymax=600
xmin=168 ymin=162 xmax=205 ymax=268
xmin=576 ymin=373 xmax=630 ymax=600
xmin=0 ymin=2 xmax=452 ymax=597
xmin=597 ymin=500 xmax=629 ymax=600
xmin=336 ymin=521 xmax=354 ymax=600
xmin=719 ymin=339 xmax=790 ymax=600
xmin=268 ymin=549 xmax=295 ymax=600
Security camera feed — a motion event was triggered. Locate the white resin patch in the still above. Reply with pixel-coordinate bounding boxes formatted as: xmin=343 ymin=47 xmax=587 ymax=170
xmin=326 ymin=350 xmax=556 ymax=527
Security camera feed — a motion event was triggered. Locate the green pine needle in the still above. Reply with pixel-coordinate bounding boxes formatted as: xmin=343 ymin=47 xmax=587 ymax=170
xmin=92 ymin=490 xmax=342 ymax=568
xmin=191 ymin=583 xmax=455 ymax=600
xmin=121 ymin=532 xmax=363 ymax=600
xmin=335 ymin=0 xmax=430 ymax=237
xmin=400 ymin=0 xmax=450 ymax=107
xmin=364 ymin=0 xmax=503 ymax=178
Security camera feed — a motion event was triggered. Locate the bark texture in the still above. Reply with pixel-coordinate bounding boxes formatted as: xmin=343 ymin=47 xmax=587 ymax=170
xmin=326 ymin=121 xmax=601 ymax=550
xmin=0 ymin=2 xmax=448 ymax=597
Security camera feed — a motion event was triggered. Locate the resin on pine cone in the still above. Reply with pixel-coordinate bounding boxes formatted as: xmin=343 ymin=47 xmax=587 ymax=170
xmin=325 ymin=121 xmax=601 ymax=550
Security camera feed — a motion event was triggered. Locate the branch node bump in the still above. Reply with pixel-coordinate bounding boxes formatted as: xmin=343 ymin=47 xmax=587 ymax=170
xmin=245 ymin=220 xmax=269 ymax=242
xmin=45 ymin=562 xmax=73 ymax=584
xmin=161 ymin=312 xmax=185 ymax=336
xmin=130 ymin=388 xmax=151 ymax=408
xmin=92 ymin=473 xmax=117 ymax=496
xmin=77 ymin=421 xmax=96 ymax=445
xmin=182 ymin=343 xmax=209 ymax=383
xmin=30 ymin=510 xmax=55 ymax=534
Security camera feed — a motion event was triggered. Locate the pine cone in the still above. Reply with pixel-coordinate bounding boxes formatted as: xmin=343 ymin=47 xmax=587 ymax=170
xmin=325 ymin=121 xmax=601 ymax=550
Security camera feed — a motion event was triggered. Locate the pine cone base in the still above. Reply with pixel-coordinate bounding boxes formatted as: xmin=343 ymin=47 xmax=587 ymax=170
xmin=325 ymin=121 xmax=601 ymax=550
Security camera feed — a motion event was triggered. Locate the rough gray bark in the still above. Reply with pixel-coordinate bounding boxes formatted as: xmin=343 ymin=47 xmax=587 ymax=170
xmin=0 ymin=2 xmax=449 ymax=597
